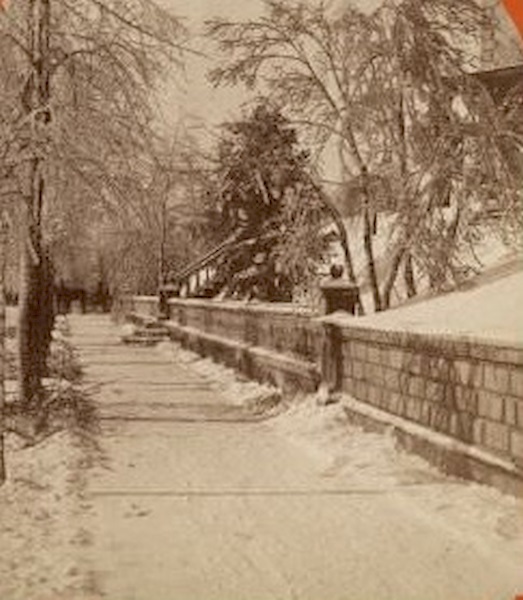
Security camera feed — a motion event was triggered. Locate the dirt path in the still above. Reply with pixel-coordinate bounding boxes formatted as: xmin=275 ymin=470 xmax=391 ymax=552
xmin=70 ymin=315 xmax=523 ymax=600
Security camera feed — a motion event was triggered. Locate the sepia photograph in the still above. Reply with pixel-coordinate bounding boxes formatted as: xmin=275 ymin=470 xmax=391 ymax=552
xmin=1 ymin=0 xmax=522 ymax=598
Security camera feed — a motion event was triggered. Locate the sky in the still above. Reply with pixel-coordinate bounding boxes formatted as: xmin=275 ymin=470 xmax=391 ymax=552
xmin=154 ymin=0 xmax=385 ymax=134
xmin=155 ymin=0 xmax=266 ymax=133
xmin=154 ymin=0 xmax=521 ymax=126
xmin=153 ymin=0 xmax=522 ymax=171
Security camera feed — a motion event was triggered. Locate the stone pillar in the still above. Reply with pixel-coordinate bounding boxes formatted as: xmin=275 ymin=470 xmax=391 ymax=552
xmin=318 ymin=265 xmax=359 ymax=401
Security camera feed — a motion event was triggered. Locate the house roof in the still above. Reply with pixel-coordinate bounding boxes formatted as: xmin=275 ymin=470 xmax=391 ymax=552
xmin=473 ymin=63 xmax=523 ymax=102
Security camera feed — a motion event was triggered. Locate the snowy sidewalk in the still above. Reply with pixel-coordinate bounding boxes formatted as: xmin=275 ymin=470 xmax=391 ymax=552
xmin=70 ymin=314 xmax=523 ymax=600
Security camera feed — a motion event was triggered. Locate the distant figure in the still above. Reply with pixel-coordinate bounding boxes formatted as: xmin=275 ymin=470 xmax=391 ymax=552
xmin=55 ymin=279 xmax=68 ymax=315
xmin=54 ymin=280 xmax=86 ymax=314
xmin=94 ymin=280 xmax=112 ymax=312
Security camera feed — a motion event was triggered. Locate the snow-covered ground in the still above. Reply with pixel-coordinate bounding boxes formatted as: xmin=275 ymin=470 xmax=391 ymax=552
xmin=155 ymin=340 xmax=282 ymax=411
xmin=2 ymin=315 xmax=521 ymax=600
xmin=163 ymin=340 xmax=523 ymax=589
xmin=158 ymin=340 xmax=523 ymax=556
xmin=0 ymin=432 xmax=92 ymax=600
xmin=272 ymin=395 xmax=523 ymax=569
xmin=93 ymin=317 xmax=523 ymax=599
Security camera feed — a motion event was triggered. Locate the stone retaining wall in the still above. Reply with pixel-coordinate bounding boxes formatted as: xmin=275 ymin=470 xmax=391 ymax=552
xmin=339 ymin=325 xmax=523 ymax=469
xmin=122 ymin=297 xmax=323 ymax=393
xmin=168 ymin=298 xmax=321 ymax=364
xmin=125 ymin=295 xmax=523 ymax=491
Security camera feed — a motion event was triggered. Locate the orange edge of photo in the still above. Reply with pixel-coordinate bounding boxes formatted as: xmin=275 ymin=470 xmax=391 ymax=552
xmin=502 ymin=0 xmax=523 ymax=40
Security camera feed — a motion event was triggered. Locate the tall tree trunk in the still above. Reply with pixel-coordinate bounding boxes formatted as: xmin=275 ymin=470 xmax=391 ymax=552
xmin=397 ymin=88 xmax=417 ymax=302
xmin=382 ymin=245 xmax=406 ymax=310
xmin=18 ymin=0 xmax=52 ymax=408
xmin=18 ymin=224 xmax=43 ymax=407
xmin=0 ymin=216 xmax=8 ymax=485
xmin=342 ymin=123 xmax=381 ymax=312
xmin=360 ymin=167 xmax=382 ymax=312
xmin=403 ymin=253 xmax=417 ymax=298
xmin=382 ymin=89 xmax=418 ymax=309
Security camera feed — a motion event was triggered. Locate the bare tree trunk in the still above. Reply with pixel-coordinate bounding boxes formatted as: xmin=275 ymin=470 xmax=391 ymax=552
xmin=342 ymin=122 xmax=381 ymax=312
xmin=403 ymin=253 xmax=417 ymax=298
xmin=0 ymin=216 xmax=8 ymax=485
xmin=361 ymin=166 xmax=382 ymax=312
xmin=382 ymin=89 xmax=418 ymax=309
xmin=382 ymin=245 xmax=405 ymax=310
xmin=18 ymin=0 xmax=52 ymax=408
xmin=158 ymin=194 xmax=167 ymax=291
xmin=396 ymin=89 xmax=418 ymax=302
xmin=18 ymin=226 xmax=42 ymax=407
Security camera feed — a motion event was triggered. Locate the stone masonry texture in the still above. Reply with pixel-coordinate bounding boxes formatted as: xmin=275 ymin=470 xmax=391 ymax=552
xmin=129 ymin=296 xmax=523 ymax=471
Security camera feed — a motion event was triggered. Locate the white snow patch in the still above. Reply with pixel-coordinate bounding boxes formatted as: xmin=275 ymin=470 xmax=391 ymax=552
xmin=272 ymin=395 xmax=442 ymax=488
xmin=0 ymin=432 xmax=90 ymax=599
xmin=271 ymin=394 xmax=523 ymax=567
xmin=342 ymin=264 xmax=523 ymax=344
xmin=155 ymin=340 xmax=280 ymax=409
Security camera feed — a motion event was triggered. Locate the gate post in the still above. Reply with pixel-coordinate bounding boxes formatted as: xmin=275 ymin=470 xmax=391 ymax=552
xmin=318 ymin=265 xmax=359 ymax=402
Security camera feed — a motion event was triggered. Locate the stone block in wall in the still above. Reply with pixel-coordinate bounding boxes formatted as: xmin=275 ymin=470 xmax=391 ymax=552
xmin=363 ymin=361 xmax=374 ymax=382
xmin=352 ymin=342 xmax=367 ymax=362
xmin=419 ymin=401 xmax=432 ymax=426
xmin=430 ymin=406 xmax=453 ymax=435
xmin=449 ymin=413 xmax=459 ymax=437
xmin=483 ymin=364 xmax=511 ymax=395
xmin=469 ymin=344 xmax=523 ymax=366
xmin=342 ymin=341 xmax=353 ymax=361
xmin=473 ymin=419 xmax=485 ymax=445
xmin=431 ymin=356 xmax=452 ymax=381
xmin=378 ymin=389 xmax=393 ymax=412
xmin=388 ymin=392 xmax=402 ymax=415
xmin=353 ymin=360 xmax=365 ymax=380
xmin=405 ymin=397 xmax=422 ymax=422
xmin=356 ymin=380 xmax=369 ymax=402
xmin=482 ymin=420 xmax=510 ymax=454
xmin=454 ymin=411 xmax=475 ymax=444
xmin=367 ymin=345 xmax=380 ymax=364
xmin=426 ymin=379 xmax=445 ymax=403
xmin=389 ymin=349 xmax=404 ymax=370
xmin=510 ymin=368 xmax=523 ymax=398
xmin=343 ymin=358 xmax=353 ymax=378
xmin=404 ymin=352 xmax=423 ymax=376
xmin=478 ymin=389 xmax=504 ymax=422
xmin=408 ymin=375 xmax=426 ymax=399
xmin=378 ymin=346 xmax=391 ymax=367
xmin=511 ymin=430 xmax=523 ymax=465
xmin=364 ymin=362 xmax=375 ymax=382
xmin=518 ymin=400 xmax=523 ymax=429
xmin=455 ymin=386 xmax=478 ymax=414
xmin=503 ymin=397 xmax=523 ymax=428
xmin=370 ymin=363 xmax=385 ymax=385
xmin=383 ymin=367 xmax=400 ymax=392
xmin=454 ymin=360 xmax=484 ymax=388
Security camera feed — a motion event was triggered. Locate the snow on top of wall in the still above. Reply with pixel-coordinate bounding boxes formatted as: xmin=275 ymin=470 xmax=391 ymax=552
xmin=340 ymin=255 xmax=523 ymax=345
